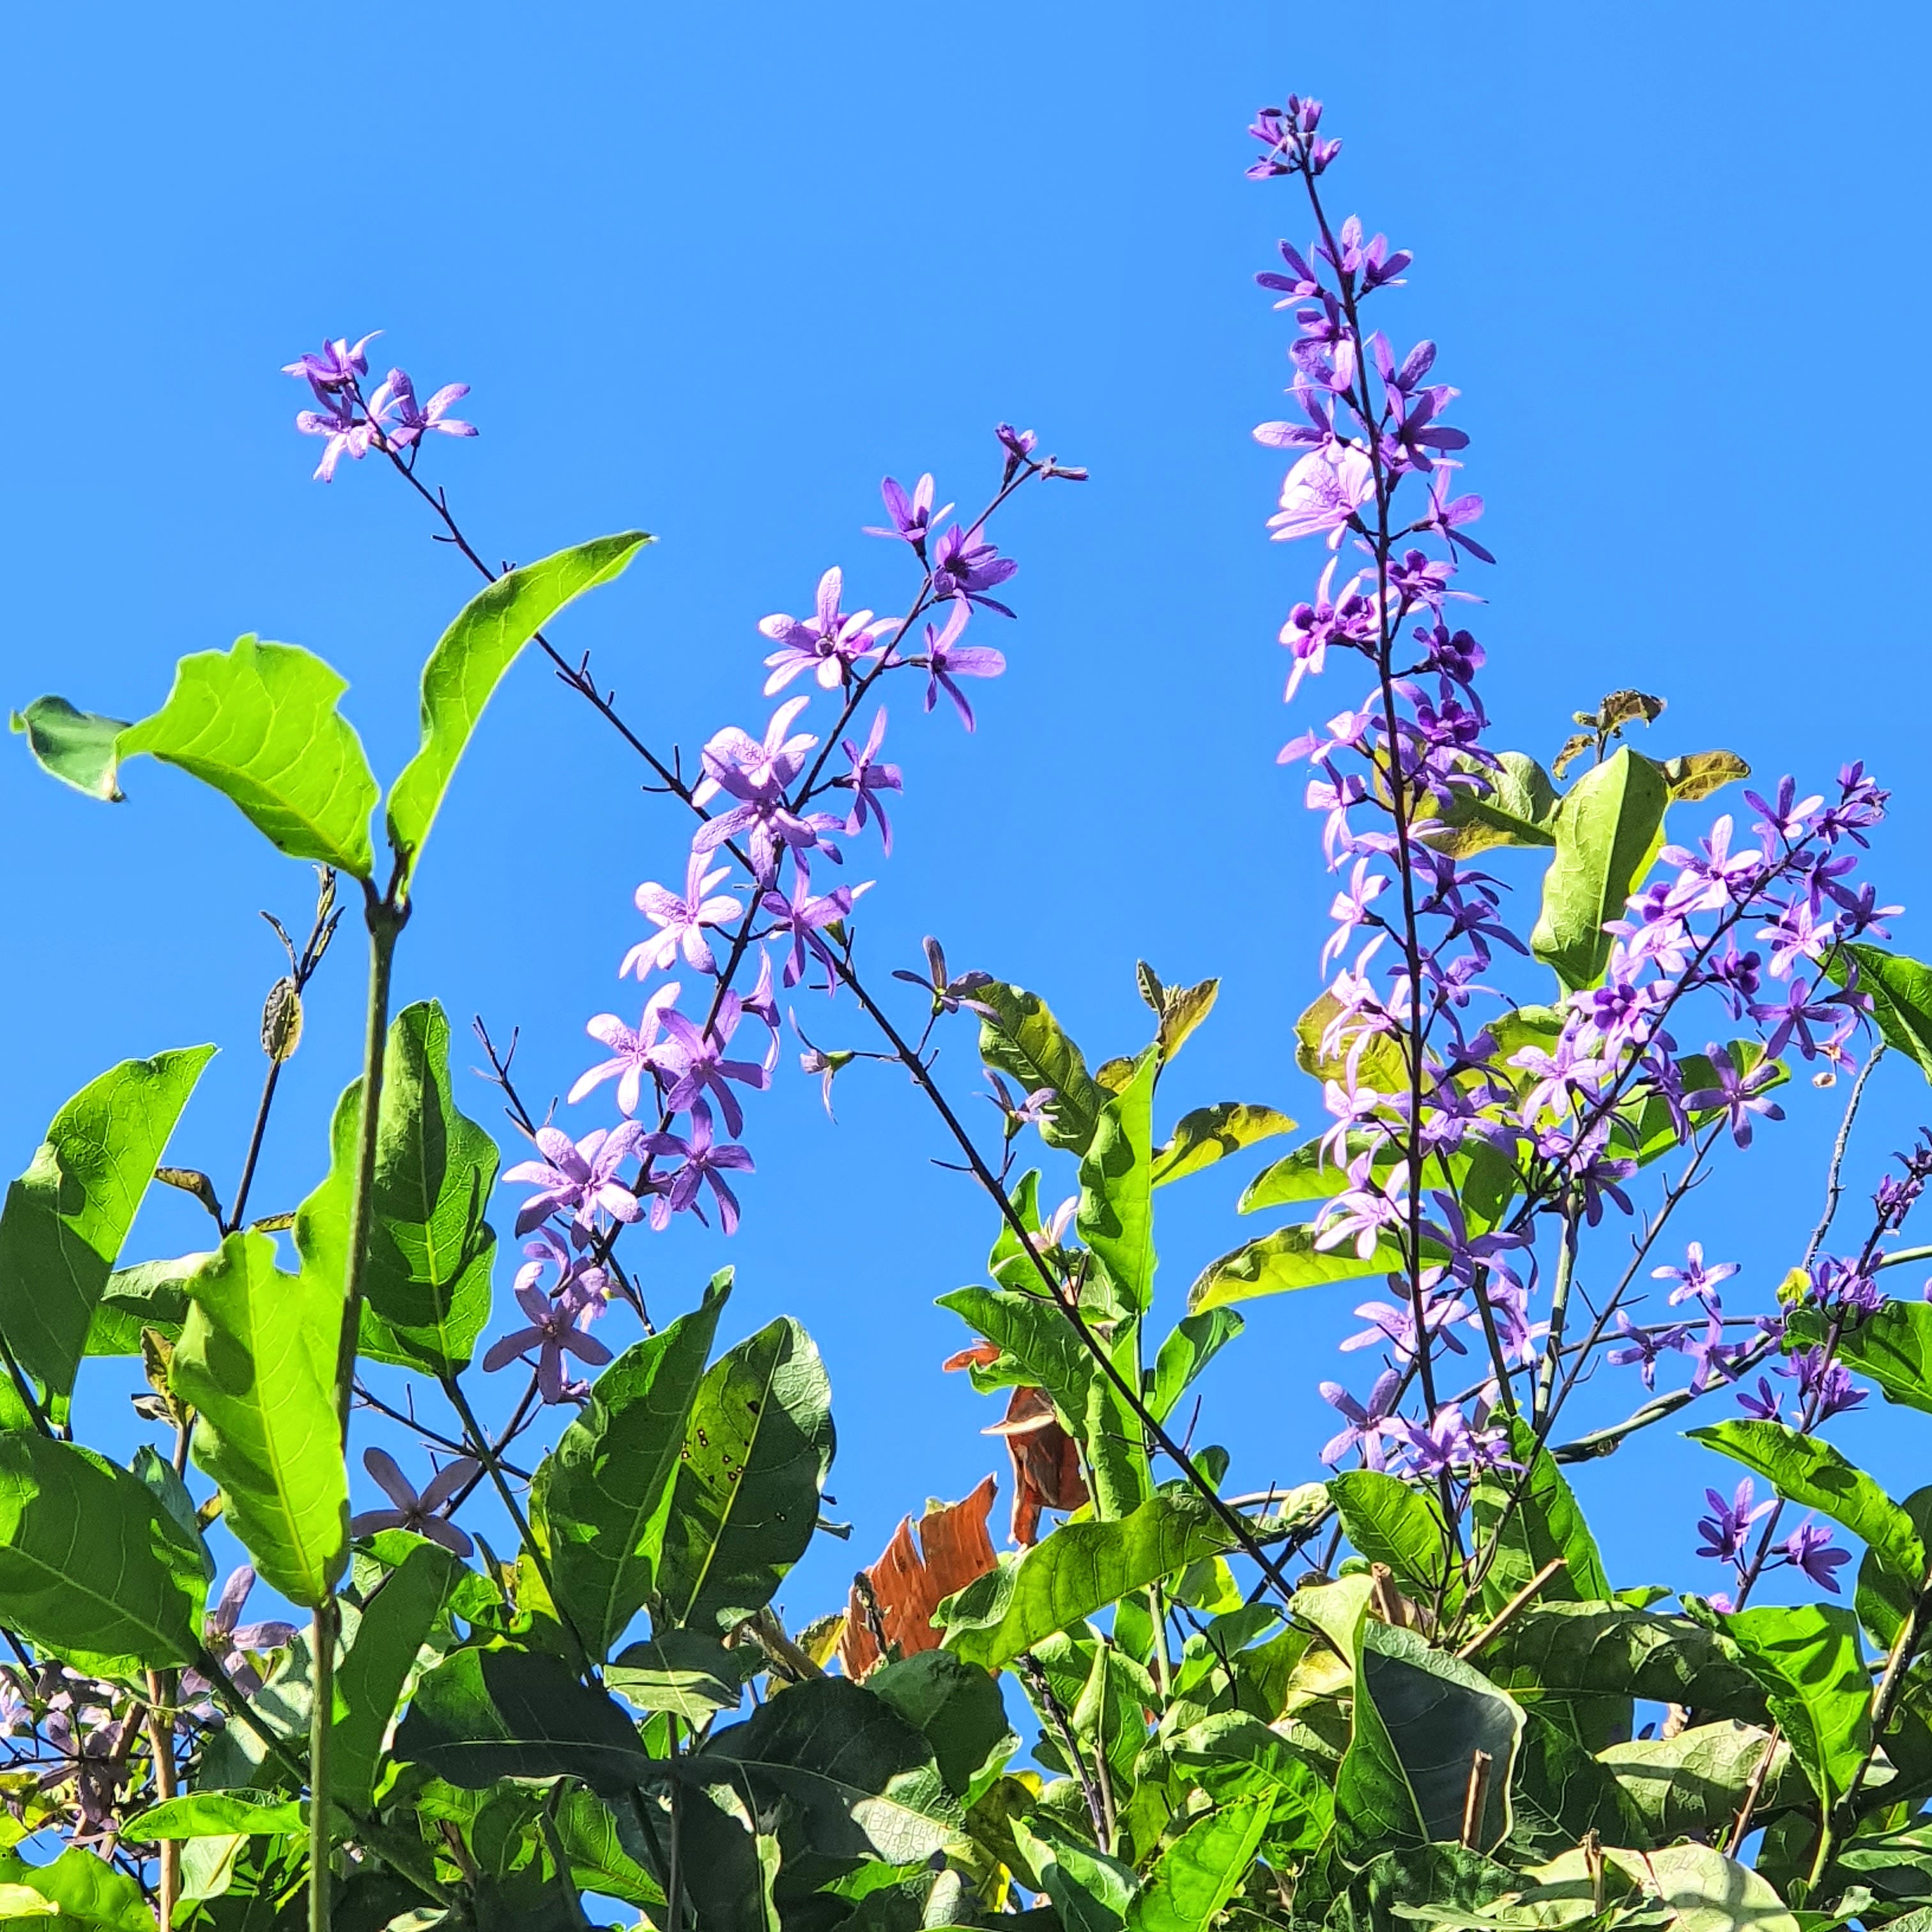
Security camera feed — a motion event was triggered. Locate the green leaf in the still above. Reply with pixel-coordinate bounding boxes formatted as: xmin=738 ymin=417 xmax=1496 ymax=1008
xmin=1660 ymin=749 xmax=1752 ymax=804
xmin=698 ymin=1676 xmax=963 ymax=1864
xmin=84 ymin=1252 xmax=211 ymax=1356
xmin=1168 ymin=1712 xmax=1335 ymax=1849
xmin=1422 ymin=749 xmax=1561 ymax=859
xmin=940 ymin=1494 xmax=1235 ymax=1669
xmin=866 ymin=1649 xmax=1015 ymax=1805
xmin=1338 ymin=1620 xmax=1523 ymax=1857
xmin=295 ymin=1001 xmax=498 ymax=1377
xmin=168 ymin=1232 xmax=348 ymax=1608
xmin=608 ymin=1629 xmax=742 ymax=1725
xmin=1823 ymin=942 xmax=1932 ymax=1080
xmin=1820 ymin=1298 xmax=1932 ymax=1417
xmin=19 ymin=640 xmax=381 ymax=875
xmin=0 ymin=1045 xmax=213 ymax=1395
xmin=553 ymin=1786 xmax=664 ymax=1910
xmin=392 ymin=1642 xmax=650 ymax=1793
xmin=1146 ymin=1309 xmax=1243 ymax=1425
xmin=1077 ymin=1051 xmax=1157 ymax=1312
xmin=1009 ymin=1813 xmax=1137 ymax=1932
xmin=1186 ymin=1222 xmax=1408 ymax=1314
xmin=1724 ymin=1604 xmax=1869 ymax=1813
xmin=1149 ymin=1103 xmax=1294 ymax=1188
xmin=1598 ymin=1722 xmax=1802 ymax=1848
xmin=124 ymin=1793 xmax=307 ymax=1839
xmin=1469 ymin=1417 xmax=1613 ymax=1609
xmin=332 ymin=1537 xmax=459 ymax=1807
xmin=654 ymin=1315 xmax=834 ymax=1632
xmin=1634 ymin=1843 xmax=1800 ymax=1932
xmin=936 ymin=1284 xmax=1094 ymax=1419
xmin=1296 ymin=988 xmax=1409 ymax=1092
xmin=1691 ymin=1418 xmax=1926 ymax=1591
xmin=385 ymin=533 xmax=652 ymax=875
xmin=0 ymin=1433 xmax=204 ymax=1681
xmin=1479 ymin=1605 xmax=1768 ymax=1721
xmin=1529 ymin=746 xmax=1671 ymax=992
xmin=974 ymin=981 xmax=1107 ymax=1153
xmin=533 ymin=1276 xmax=728 ymax=1659
xmin=0 ymin=1846 xmax=152 ymax=1930
xmin=1858 ymin=1485 xmax=1932 ymax=1648
xmin=1330 ymin=1471 xmax=1458 ymax=1604
xmin=1126 ymin=1794 xmax=1273 ymax=1932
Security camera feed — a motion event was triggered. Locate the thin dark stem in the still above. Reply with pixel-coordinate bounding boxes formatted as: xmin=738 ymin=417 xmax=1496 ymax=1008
xmin=1804 ymin=1044 xmax=1887 ymax=1268
xmin=226 ymin=1059 xmax=283 ymax=1236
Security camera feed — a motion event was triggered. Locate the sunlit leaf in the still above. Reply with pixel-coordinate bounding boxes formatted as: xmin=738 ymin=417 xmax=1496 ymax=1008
xmin=1150 ymin=1103 xmax=1294 ymax=1188
xmin=1722 ymin=1602 xmax=1869 ymax=1812
xmin=974 ymin=981 xmax=1107 ymax=1153
xmin=1126 ymin=1793 xmax=1272 ymax=1931
xmin=1146 ymin=1308 xmax=1243 ymax=1425
xmin=332 ymin=1536 xmax=459 ymax=1806
xmin=1187 ymin=1223 xmax=1409 ymax=1314
xmin=1823 ymin=941 xmax=1932 ymax=1081
xmin=1077 ymin=1050 xmax=1156 ymax=1312
xmin=385 ymin=533 xmax=652 ymax=877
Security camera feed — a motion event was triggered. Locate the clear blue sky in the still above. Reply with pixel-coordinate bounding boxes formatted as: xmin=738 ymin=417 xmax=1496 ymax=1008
xmin=6 ymin=2 xmax=1930 ymax=1623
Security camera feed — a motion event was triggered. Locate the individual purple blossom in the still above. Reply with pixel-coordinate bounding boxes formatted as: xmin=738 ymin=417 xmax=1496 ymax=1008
xmin=569 ymin=985 xmax=682 ymax=1116
xmin=350 ymin=1449 xmax=480 ymax=1555
xmin=760 ymin=567 xmax=896 ymax=694
xmin=1747 ymin=776 xmax=1827 ymax=847
xmin=760 ymin=871 xmax=868 ymax=989
xmin=625 ymin=851 xmax=742 ymax=977
xmin=893 ymin=936 xmax=995 ymax=1018
xmin=1340 ymin=1285 xmax=1471 ymax=1363
xmin=281 ymin=332 xmax=378 ymax=390
xmin=1684 ymin=1043 xmax=1787 ymax=1147
xmin=503 ymin=1121 xmax=647 ymax=1236
xmin=930 ymin=523 xmax=1018 ymax=615
xmin=1268 ymin=444 xmax=1374 ymax=548
xmin=1736 ymin=1377 xmax=1784 ymax=1422
xmin=1607 ymin=1312 xmax=1689 ymax=1391
xmin=1696 ymin=1478 xmax=1775 ymax=1565
xmin=294 ymin=391 xmax=375 ymax=482
xmin=640 ymin=1102 xmax=754 ymax=1234
xmin=996 ymin=423 xmax=1039 ymax=473
xmin=835 ymin=709 xmax=902 ymax=852
xmin=482 ymin=1281 xmax=613 ymax=1404
xmin=1783 ymin=1520 xmax=1850 ymax=1593
xmin=916 ymin=599 xmax=1006 ymax=732
xmin=513 ymin=1224 xmax=611 ymax=1311
xmin=795 ymin=1020 xmax=854 ymax=1118
xmin=1318 ymin=1368 xmax=1400 ymax=1468
xmin=1788 ymin=1346 xmax=1867 ymax=1421
xmin=197 ymin=1567 xmax=297 ymax=1699
xmin=1652 ymin=1242 xmax=1738 ymax=1310
xmin=369 ymin=367 xmax=475 ymax=448
xmin=1808 ymin=1255 xmax=1882 ymax=1315
xmin=691 ymin=699 xmax=828 ymax=880
xmin=1399 ymin=1404 xmax=1510 ymax=1476
xmin=1660 ymin=815 xmax=1763 ymax=912
xmin=865 ymin=473 xmax=952 ymax=552
xmin=654 ymin=997 xmax=770 ymax=1137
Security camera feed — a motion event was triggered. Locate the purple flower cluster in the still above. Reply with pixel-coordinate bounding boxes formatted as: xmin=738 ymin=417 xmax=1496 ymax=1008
xmin=281 ymin=332 xmax=475 ymax=482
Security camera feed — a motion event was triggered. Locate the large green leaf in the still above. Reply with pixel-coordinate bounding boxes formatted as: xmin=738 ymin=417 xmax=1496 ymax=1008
xmin=1187 ymin=1222 xmax=1408 ymax=1314
xmin=168 ymin=1232 xmax=348 ymax=1608
xmin=654 ymin=1315 xmax=834 ymax=1632
xmin=1824 ymin=942 xmax=1932 ymax=1080
xmin=83 ymin=1252 xmax=210 ymax=1356
xmin=974 ymin=981 xmax=1107 ymax=1153
xmin=1338 ymin=1620 xmax=1523 ymax=1857
xmin=1529 ymin=746 xmax=1670 ymax=992
xmin=1598 ymin=1722 xmax=1802 ymax=1848
xmin=0 ymin=1433 xmax=204 ymax=1681
xmin=1691 ymin=1418 xmax=1926 ymax=1591
xmin=1859 ymin=1485 xmax=1932 ymax=1648
xmin=1077 ymin=1050 xmax=1157 ymax=1312
xmin=123 ymin=1791 xmax=308 ymax=1839
xmin=1145 ymin=1309 xmax=1243 ymax=1425
xmin=392 ymin=1643 xmax=650 ymax=1793
xmin=866 ymin=1649 xmax=1015 ymax=1805
xmin=1630 ymin=1843 xmax=1800 ymax=1932
xmin=0 ymin=1846 xmax=152 ymax=1930
xmin=295 ymin=1000 xmax=497 ymax=1376
xmin=1469 ymin=1418 xmax=1613 ymax=1610
xmin=940 ymin=1494 xmax=1234 ymax=1669
xmin=698 ymin=1676 xmax=963 ymax=1864
xmin=1331 ymin=1470 xmax=1458 ymax=1606
xmin=937 ymin=1284 xmax=1094 ymax=1419
xmin=19 ymin=638 xmax=381 ymax=875
xmin=1149 ymin=1103 xmax=1294 ymax=1188
xmin=1724 ymin=1603 xmax=1869 ymax=1813
xmin=0 ymin=1045 xmax=213 ymax=1395
xmin=1009 ymin=1813 xmax=1138 ymax=1932
xmin=553 ymin=1787 xmax=665 ymax=1910
xmin=608 ymin=1629 xmax=742 ymax=1726
xmin=1126 ymin=1794 xmax=1273 ymax=1932
xmin=1479 ymin=1605 xmax=1768 ymax=1721
xmin=1423 ymin=749 xmax=1561 ymax=859
xmin=532 ymin=1276 xmax=728 ymax=1660
xmin=1820 ymin=1299 xmax=1932 ymax=1416
xmin=333 ymin=1537 xmax=459 ymax=1806
xmin=1168 ymin=1712 xmax=1334 ymax=1850
xmin=385 ymin=533 xmax=652 ymax=876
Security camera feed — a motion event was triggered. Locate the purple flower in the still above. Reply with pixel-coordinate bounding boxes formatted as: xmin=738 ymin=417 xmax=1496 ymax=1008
xmin=1696 ymin=1478 xmax=1774 ymax=1565
xmin=1652 ymin=1242 xmax=1738 ymax=1310
xmin=1783 ymin=1520 xmax=1850 ymax=1593
xmin=893 ymin=936 xmax=995 ymax=1017
xmin=996 ymin=424 xmax=1039 ymax=474
xmin=482 ymin=1282 xmax=612 ymax=1404
xmin=654 ymin=997 xmax=770 ymax=1137
xmin=1268 ymin=445 xmax=1374 ymax=548
xmin=1399 ymin=1404 xmax=1510 ymax=1476
xmin=1606 ymin=1312 xmax=1689 ymax=1391
xmin=1660 ymin=815 xmax=1764 ymax=913
xmin=350 ymin=1449 xmax=479 ymax=1555
xmin=569 ymin=984 xmax=682 ymax=1116
xmin=503 ymin=1122 xmax=647 ymax=1236
xmin=293 ymin=391 xmax=376 ymax=482
xmin=760 ymin=872 xmax=868 ymax=990
xmin=1318 ymin=1368 xmax=1400 ymax=1468
xmin=1340 ymin=1285 xmax=1471 ymax=1363
xmin=199 ymin=1567 xmax=298 ymax=1698
xmin=625 ymin=850 xmax=742 ymax=977
xmin=916 ymin=601 xmax=1006 ymax=732
xmin=1684 ymin=1043 xmax=1787 ymax=1148
xmin=835 ymin=709 xmax=902 ymax=852
xmin=369 ymin=368 xmax=475 ymax=448
xmin=760 ymin=567 xmax=895 ymax=693
xmin=640 ymin=1101 xmax=755 ymax=1234
xmin=865 ymin=473 xmax=952 ymax=551
xmin=931 ymin=524 xmax=1018 ymax=616
xmin=281 ymin=333 xmax=378 ymax=390
xmin=692 ymin=698 xmax=827 ymax=880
